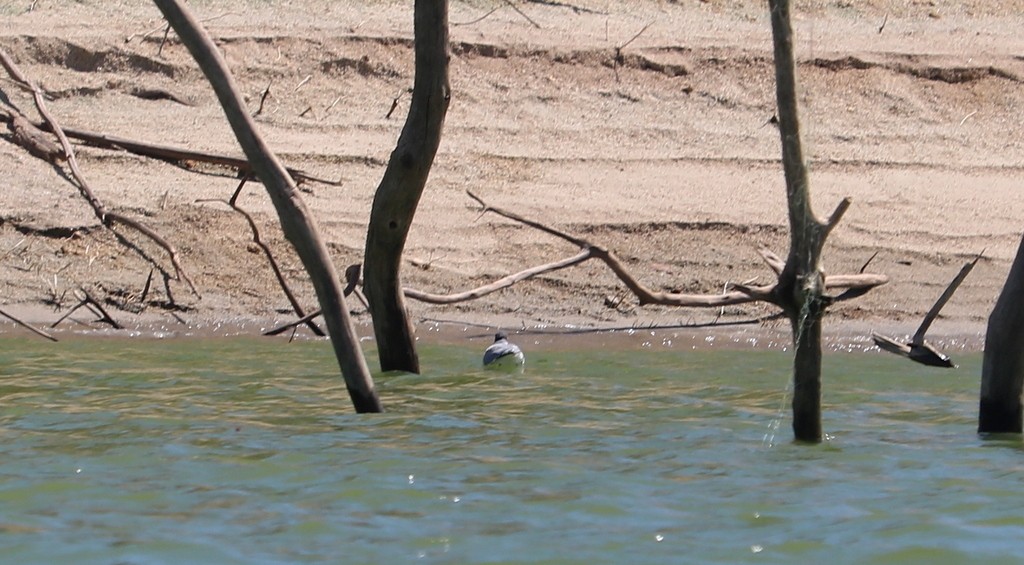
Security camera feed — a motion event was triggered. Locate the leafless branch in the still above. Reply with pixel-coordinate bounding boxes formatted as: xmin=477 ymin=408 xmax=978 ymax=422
xmin=468 ymin=191 xmax=887 ymax=310
xmin=912 ymin=251 xmax=983 ymax=345
xmin=0 ymin=109 xmax=341 ymax=186
xmin=252 ymin=82 xmax=271 ymax=117
xmin=264 ymin=308 xmax=322 ymax=336
xmin=50 ymin=289 xmax=123 ymax=330
xmin=618 ymin=20 xmax=654 ymax=51
xmin=0 ymin=306 xmax=57 ymax=341
xmin=501 ymin=0 xmax=541 ymax=28
xmin=0 ymin=48 xmax=200 ymax=298
xmin=405 ymin=250 xmax=591 ymax=304
xmin=196 ymin=182 xmax=326 ymax=336
xmin=452 ymin=6 xmax=501 ymax=26
xmin=156 ymin=24 xmax=172 ymax=57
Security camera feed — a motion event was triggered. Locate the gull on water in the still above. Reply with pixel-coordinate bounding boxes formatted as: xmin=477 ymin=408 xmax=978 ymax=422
xmin=483 ymin=332 xmax=525 ymax=369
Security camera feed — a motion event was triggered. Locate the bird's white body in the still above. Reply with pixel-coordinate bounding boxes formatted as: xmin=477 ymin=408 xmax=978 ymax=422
xmin=483 ymin=333 xmax=525 ymax=370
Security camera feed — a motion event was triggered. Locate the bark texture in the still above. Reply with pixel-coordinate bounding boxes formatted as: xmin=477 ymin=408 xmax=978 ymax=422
xmin=364 ymin=0 xmax=451 ymax=373
xmin=769 ymin=0 xmax=831 ymax=443
xmin=153 ymin=0 xmax=381 ymax=412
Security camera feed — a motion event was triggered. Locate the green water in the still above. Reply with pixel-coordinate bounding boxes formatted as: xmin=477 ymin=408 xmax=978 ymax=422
xmin=0 ymin=336 xmax=1020 ymax=564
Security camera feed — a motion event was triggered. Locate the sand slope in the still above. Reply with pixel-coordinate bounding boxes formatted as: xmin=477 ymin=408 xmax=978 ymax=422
xmin=1 ymin=0 xmax=1022 ymax=344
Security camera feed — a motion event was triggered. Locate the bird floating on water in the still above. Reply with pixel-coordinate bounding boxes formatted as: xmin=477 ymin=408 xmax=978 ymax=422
xmin=483 ymin=332 xmax=525 ymax=369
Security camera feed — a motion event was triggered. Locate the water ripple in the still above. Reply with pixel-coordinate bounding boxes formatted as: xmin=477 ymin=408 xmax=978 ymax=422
xmin=0 ymin=337 xmax=1011 ymax=564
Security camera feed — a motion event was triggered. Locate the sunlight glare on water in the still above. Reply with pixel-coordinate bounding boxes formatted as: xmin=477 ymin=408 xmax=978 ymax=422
xmin=0 ymin=336 xmax=1020 ymax=564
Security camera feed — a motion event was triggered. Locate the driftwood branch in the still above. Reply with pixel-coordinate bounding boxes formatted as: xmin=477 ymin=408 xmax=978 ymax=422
xmin=467 ymin=190 xmax=588 ymax=247
xmin=468 ymin=190 xmax=887 ymax=310
xmin=0 ymin=48 xmax=200 ymax=298
xmin=452 ymin=6 xmax=501 ymax=26
xmin=404 ymin=249 xmax=591 ymax=304
xmin=612 ymin=20 xmax=654 ymax=82
xmin=872 ymin=251 xmax=983 ymax=368
xmin=0 ymin=307 xmax=58 ymax=341
xmin=262 ymin=265 xmax=365 ymax=336
xmin=50 ymin=289 xmax=124 ymax=330
xmin=0 ymin=109 xmax=340 ymax=187
xmin=7 ymin=112 xmax=63 ymax=161
xmin=263 ymin=309 xmax=324 ymax=336
xmin=252 ymin=82 xmax=272 ymax=117
xmin=501 ymin=0 xmax=541 ymax=28
xmin=913 ymin=251 xmax=981 ymax=345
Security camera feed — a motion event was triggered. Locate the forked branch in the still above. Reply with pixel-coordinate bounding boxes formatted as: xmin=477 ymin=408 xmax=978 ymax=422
xmin=467 ymin=190 xmax=886 ymax=310
xmin=0 ymin=48 xmax=199 ymax=298
xmin=196 ymin=179 xmax=326 ymax=337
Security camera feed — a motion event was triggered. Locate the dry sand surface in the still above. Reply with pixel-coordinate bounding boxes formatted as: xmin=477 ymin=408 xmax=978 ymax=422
xmin=1 ymin=0 xmax=1023 ymax=349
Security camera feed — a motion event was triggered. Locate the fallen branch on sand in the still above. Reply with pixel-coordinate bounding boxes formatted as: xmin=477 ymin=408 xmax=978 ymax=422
xmin=464 ymin=190 xmax=888 ymax=309
xmin=0 ymin=109 xmax=341 ymax=187
xmin=0 ymin=48 xmax=200 ymax=298
xmin=266 ymin=189 xmax=888 ymax=334
xmin=51 ymin=288 xmax=124 ymax=330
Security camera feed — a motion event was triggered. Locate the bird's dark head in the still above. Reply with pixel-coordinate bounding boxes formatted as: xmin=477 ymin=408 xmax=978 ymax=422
xmin=494 ymin=332 xmax=507 ymax=342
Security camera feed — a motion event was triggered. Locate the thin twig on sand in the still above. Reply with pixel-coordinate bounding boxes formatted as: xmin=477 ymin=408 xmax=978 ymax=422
xmin=0 ymin=48 xmax=200 ymax=298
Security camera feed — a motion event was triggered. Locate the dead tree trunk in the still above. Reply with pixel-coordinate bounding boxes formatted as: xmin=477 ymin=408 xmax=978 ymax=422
xmin=363 ymin=0 xmax=451 ymax=373
xmin=980 ymin=234 xmax=1024 ymax=434
xmin=152 ymin=0 xmax=381 ymax=413
xmin=769 ymin=0 xmax=841 ymax=443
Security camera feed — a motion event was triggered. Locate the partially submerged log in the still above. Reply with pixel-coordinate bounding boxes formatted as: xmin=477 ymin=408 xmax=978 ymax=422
xmin=0 ymin=307 xmax=58 ymax=341
xmin=154 ymin=0 xmax=381 ymax=413
xmin=980 ymin=235 xmax=1024 ymax=434
xmin=872 ymin=253 xmax=981 ymax=368
xmin=872 ymin=334 xmax=953 ymax=368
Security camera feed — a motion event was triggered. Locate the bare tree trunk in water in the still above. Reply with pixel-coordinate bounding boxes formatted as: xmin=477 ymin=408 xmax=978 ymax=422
xmin=980 ymin=234 xmax=1024 ymax=434
xmin=364 ymin=0 xmax=451 ymax=373
xmin=769 ymin=0 xmax=837 ymax=443
xmin=153 ymin=0 xmax=381 ymax=412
